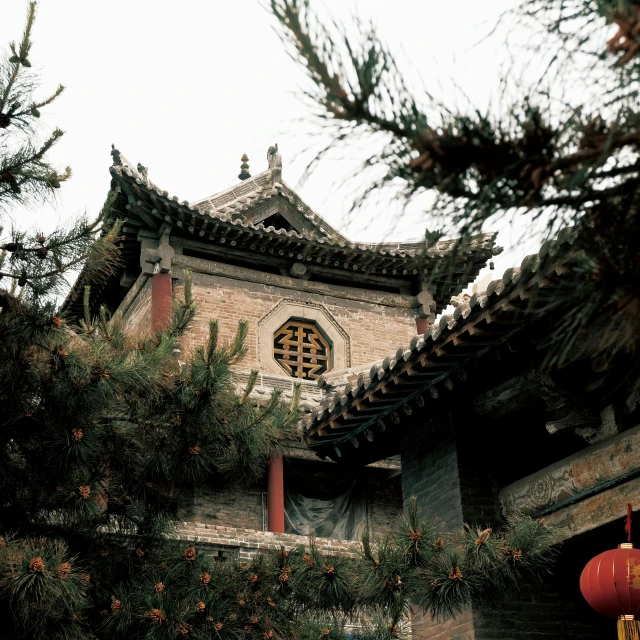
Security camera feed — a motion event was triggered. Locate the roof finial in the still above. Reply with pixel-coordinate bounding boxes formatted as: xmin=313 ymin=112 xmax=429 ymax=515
xmin=110 ymin=143 xmax=122 ymax=166
xmin=267 ymin=143 xmax=278 ymax=165
xmin=267 ymin=143 xmax=282 ymax=184
xmin=238 ymin=153 xmax=251 ymax=181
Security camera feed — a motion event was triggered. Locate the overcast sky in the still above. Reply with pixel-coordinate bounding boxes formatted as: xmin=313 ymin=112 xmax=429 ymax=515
xmin=2 ymin=0 xmax=543 ymax=291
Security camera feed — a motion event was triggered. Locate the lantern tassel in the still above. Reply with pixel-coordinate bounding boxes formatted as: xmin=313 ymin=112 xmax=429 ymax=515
xmin=618 ymin=616 xmax=640 ymax=640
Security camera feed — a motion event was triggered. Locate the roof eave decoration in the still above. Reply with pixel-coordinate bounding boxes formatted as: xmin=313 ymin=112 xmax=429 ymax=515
xmin=304 ymin=228 xmax=579 ymax=462
xmin=107 ymin=150 xmax=500 ymax=310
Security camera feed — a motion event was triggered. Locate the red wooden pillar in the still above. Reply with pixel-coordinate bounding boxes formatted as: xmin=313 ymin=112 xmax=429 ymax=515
xmin=267 ymin=455 xmax=285 ymax=533
xmin=415 ymin=316 xmax=429 ymax=335
xmin=152 ymin=272 xmax=172 ymax=333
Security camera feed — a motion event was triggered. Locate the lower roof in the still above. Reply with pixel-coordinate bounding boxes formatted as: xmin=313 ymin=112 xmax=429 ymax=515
xmin=303 ymin=228 xmax=593 ymax=462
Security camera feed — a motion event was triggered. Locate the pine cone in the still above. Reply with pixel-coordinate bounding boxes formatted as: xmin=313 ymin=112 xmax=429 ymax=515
xmin=29 ymin=556 xmax=45 ymax=573
xmin=183 ymin=546 xmax=196 ymax=562
xmin=474 ymin=528 xmax=492 ymax=545
xmin=147 ymin=608 xmax=166 ymax=624
xmin=176 ymin=622 xmax=192 ymax=635
xmin=448 ymin=567 xmax=463 ymax=581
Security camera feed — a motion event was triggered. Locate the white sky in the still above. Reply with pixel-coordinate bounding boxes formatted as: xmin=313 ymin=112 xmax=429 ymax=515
xmin=2 ymin=0 xmax=546 ymax=292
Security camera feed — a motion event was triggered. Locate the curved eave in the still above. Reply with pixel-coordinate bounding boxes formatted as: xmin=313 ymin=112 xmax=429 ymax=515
xmin=110 ymin=165 xmax=499 ymax=312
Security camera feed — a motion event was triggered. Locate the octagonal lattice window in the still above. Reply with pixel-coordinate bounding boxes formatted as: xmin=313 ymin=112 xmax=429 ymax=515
xmin=273 ymin=319 xmax=331 ymax=380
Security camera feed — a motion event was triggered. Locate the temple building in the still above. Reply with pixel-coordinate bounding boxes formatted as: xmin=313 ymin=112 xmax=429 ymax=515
xmin=64 ymin=146 xmax=639 ymax=638
xmin=64 ymin=146 xmax=498 ymax=561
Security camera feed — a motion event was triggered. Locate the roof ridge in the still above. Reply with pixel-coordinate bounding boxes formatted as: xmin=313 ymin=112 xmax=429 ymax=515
xmin=191 ymin=169 xmax=274 ymax=210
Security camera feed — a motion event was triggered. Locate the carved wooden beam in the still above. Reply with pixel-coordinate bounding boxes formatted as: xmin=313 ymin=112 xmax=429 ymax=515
xmin=546 ymin=476 xmax=640 ymax=544
xmin=500 ymin=424 xmax=640 ymax=518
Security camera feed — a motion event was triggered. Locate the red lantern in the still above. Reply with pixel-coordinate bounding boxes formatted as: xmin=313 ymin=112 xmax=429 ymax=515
xmin=580 ymin=506 xmax=640 ymax=640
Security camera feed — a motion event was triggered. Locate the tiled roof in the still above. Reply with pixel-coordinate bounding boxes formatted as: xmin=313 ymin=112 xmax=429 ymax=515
xmin=192 ymin=170 xmax=348 ymax=244
xmin=108 ymin=153 xmax=500 ymax=272
xmin=304 ymin=228 xmax=579 ymax=461
xmin=63 ymin=149 xmax=501 ymax=319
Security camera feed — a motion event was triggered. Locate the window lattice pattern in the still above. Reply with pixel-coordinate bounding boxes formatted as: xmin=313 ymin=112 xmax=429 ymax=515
xmin=273 ymin=320 xmax=330 ymax=380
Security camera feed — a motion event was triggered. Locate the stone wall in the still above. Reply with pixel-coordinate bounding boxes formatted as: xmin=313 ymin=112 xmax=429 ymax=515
xmin=175 ymin=270 xmax=417 ymax=373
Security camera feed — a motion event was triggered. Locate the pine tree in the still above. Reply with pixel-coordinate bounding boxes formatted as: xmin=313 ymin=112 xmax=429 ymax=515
xmin=0 ymin=4 xmax=558 ymax=639
xmin=268 ymin=0 xmax=640 ymax=392
xmin=0 ymin=3 xmax=120 ymax=300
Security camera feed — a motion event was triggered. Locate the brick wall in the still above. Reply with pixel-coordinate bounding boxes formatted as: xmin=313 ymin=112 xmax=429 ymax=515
xmin=400 ymin=413 xmax=476 ymax=640
xmin=400 ymin=413 xmax=464 ymax=532
xmin=189 ymin=463 xmax=402 ymax=541
xmin=400 ymin=410 xmax=611 ymax=640
xmin=122 ymin=277 xmax=152 ymax=336
xmin=193 ymin=479 xmax=266 ymax=531
xmin=177 ymin=522 xmax=361 ymax=561
xmin=175 ymin=271 xmax=416 ymax=371
xmin=366 ymin=470 xmax=403 ymax=539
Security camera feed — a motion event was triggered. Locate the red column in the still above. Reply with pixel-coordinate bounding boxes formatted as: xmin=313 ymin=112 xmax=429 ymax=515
xmin=152 ymin=272 xmax=172 ymax=333
xmin=267 ymin=455 xmax=285 ymax=533
xmin=415 ymin=316 xmax=429 ymax=335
